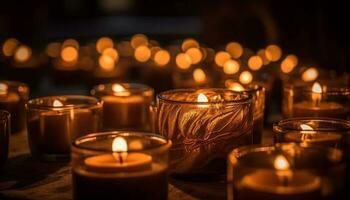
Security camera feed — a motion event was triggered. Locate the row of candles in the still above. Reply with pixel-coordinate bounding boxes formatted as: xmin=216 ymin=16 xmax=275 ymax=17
xmin=0 ymin=77 xmax=350 ymax=199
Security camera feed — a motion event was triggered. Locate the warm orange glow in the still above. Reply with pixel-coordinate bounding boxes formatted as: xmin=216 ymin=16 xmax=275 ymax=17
xmin=312 ymin=82 xmax=322 ymax=94
xmin=0 ymin=83 xmax=8 ymax=95
xmin=112 ymin=84 xmax=125 ymax=93
xmin=102 ymin=48 xmax=119 ymax=62
xmin=226 ymin=80 xmax=245 ymax=91
xmin=239 ymin=71 xmax=253 ymax=84
xmin=134 ymin=45 xmax=151 ymax=62
xmin=99 ymin=55 xmax=115 ymax=71
xmin=197 ymin=93 xmax=208 ymax=103
xmin=248 ymin=56 xmax=263 ymax=71
xmin=257 ymin=49 xmax=270 ymax=65
xmin=193 ymin=68 xmax=206 ymax=83
xmin=302 ymin=67 xmax=319 ymax=82
xmin=131 ymin=34 xmax=148 ymax=49
xmin=53 ymin=100 xmax=63 ymax=107
xmin=281 ymin=54 xmax=298 ymax=74
xmin=112 ymin=137 xmax=128 ymax=152
xmin=62 ymin=39 xmax=79 ymax=49
xmin=46 ymin=42 xmax=61 ymax=58
xmin=181 ymin=38 xmax=200 ymax=51
xmin=14 ymin=45 xmax=32 ymax=63
xmin=96 ymin=37 xmax=114 ymax=53
xmin=176 ymin=53 xmax=192 ymax=69
xmin=265 ymin=45 xmax=282 ymax=62
xmin=225 ymin=42 xmax=243 ymax=59
xmin=300 ymin=124 xmax=314 ymax=131
xmin=223 ymin=59 xmax=240 ymax=75
xmin=154 ymin=50 xmax=170 ymax=66
xmin=61 ymin=46 xmax=78 ymax=62
xmin=2 ymin=38 xmax=19 ymax=57
xmin=311 ymin=82 xmax=322 ymax=104
xmin=215 ymin=51 xmax=231 ymax=67
xmin=274 ymin=155 xmax=290 ymax=170
xmin=185 ymin=47 xmax=202 ymax=64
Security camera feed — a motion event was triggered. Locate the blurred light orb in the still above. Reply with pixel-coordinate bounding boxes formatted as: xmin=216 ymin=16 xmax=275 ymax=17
xmin=265 ymin=45 xmax=282 ymax=62
xmin=185 ymin=47 xmax=203 ymax=64
xmin=281 ymin=54 xmax=298 ymax=74
xmin=96 ymin=37 xmax=114 ymax=53
xmin=2 ymin=38 xmax=19 ymax=57
xmin=14 ymin=45 xmax=32 ymax=63
xmin=181 ymin=38 xmax=200 ymax=51
xmin=215 ymin=51 xmax=231 ymax=67
xmin=248 ymin=56 xmax=263 ymax=71
xmin=134 ymin=45 xmax=151 ymax=62
xmin=61 ymin=46 xmax=78 ymax=62
xmin=223 ymin=59 xmax=240 ymax=75
xmin=154 ymin=50 xmax=170 ymax=66
xmin=302 ymin=67 xmax=319 ymax=82
xmin=225 ymin=42 xmax=243 ymax=59
xmin=239 ymin=71 xmax=253 ymax=84
xmin=176 ymin=53 xmax=192 ymax=70
xmin=131 ymin=34 xmax=148 ymax=49
xmin=193 ymin=68 xmax=206 ymax=83
xmin=99 ymin=54 xmax=115 ymax=71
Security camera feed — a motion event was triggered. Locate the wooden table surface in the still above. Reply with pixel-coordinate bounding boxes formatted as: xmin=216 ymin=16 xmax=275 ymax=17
xmin=0 ymin=130 xmax=273 ymax=200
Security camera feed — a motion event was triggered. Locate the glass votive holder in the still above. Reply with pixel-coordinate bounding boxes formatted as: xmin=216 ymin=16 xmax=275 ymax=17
xmin=71 ymin=131 xmax=171 ymax=200
xmin=0 ymin=110 xmax=10 ymax=166
xmin=226 ymin=82 xmax=265 ymax=144
xmin=0 ymin=80 xmax=29 ymax=133
xmin=91 ymin=83 xmax=154 ymax=131
xmin=157 ymin=88 xmax=253 ymax=179
xmin=227 ymin=143 xmax=345 ymax=200
xmin=273 ymin=117 xmax=350 ymax=148
xmin=282 ymin=83 xmax=350 ymax=119
xmin=26 ymin=95 xmax=102 ymax=161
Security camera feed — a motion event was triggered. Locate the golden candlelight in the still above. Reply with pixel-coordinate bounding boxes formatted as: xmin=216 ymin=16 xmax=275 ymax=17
xmin=300 ymin=124 xmax=316 ymax=142
xmin=215 ymin=51 xmax=231 ymax=67
xmin=14 ymin=45 xmax=32 ymax=63
xmin=53 ymin=99 xmax=63 ymax=107
xmin=239 ymin=71 xmax=253 ymax=85
xmin=131 ymin=34 xmax=148 ymax=49
xmin=176 ymin=53 xmax=192 ymax=69
xmin=223 ymin=59 xmax=240 ymax=75
xmin=311 ymin=82 xmax=322 ymax=106
xmin=102 ymin=48 xmax=119 ymax=62
xmin=274 ymin=155 xmax=290 ymax=170
xmin=112 ymin=137 xmax=128 ymax=162
xmin=302 ymin=67 xmax=319 ymax=82
xmin=99 ymin=54 xmax=115 ymax=71
xmin=0 ymin=83 xmax=8 ymax=95
xmin=46 ymin=42 xmax=61 ymax=58
xmin=185 ymin=47 xmax=202 ymax=64
xmin=134 ymin=45 xmax=151 ymax=62
xmin=265 ymin=45 xmax=282 ymax=62
xmin=154 ymin=49 xmax=170 ymax=66
xmin=281 ymin=54 xmax=298 ymax=74
xmin=274 ymin=155 xmax=292 ymax=187
xmin=197 ymin=93 xmax=209 ymax=103
xmin=61 ymin=46 xmax=78 ymax=63
xmin=181 ymin=38 xmax=199 ymax=51
xmin=193 ymin=68 xmax=206 ymax=84
xmin=248 ymin=55 xmax=263 ymax=71
xmin=2 ymin=38 xmax=19 ymax=57
xmin=226 ymin=80 xmax=245 ymax=92
xmin=96 ymin=37 xmax=114 ymax=53
xmin=225 ymin=42 xmax=243 ymax=59
xmin=112 ymin=84 xmax=125 ymax=93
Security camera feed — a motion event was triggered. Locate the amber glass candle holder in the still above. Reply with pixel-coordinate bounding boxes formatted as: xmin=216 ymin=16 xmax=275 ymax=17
xmin=157 ymin=88 xmax=253 ymax=180
xmin=0 ymin=110 xmax=10 ymax=166
xmin=71 ymin=131 xmax=171 ymax=200
xmin=0 ymin=80 xmax=29 ymax=133
xmin=227 ymin=143 xmax=345 ymax=200
xmin=91 ymin=83 xmax=154 ymax=131
xmin=282 ymin=83 xmax=350 ymax=119
xmin=26 ymin=95 xmax=102 ymax=161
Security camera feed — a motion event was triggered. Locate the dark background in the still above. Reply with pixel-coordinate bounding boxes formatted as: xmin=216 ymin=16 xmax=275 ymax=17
xmin=0 ymin=0 xmax=349 ymax=72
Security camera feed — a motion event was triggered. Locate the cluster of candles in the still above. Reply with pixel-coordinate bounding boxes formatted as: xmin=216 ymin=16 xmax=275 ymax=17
xmin=1 ymin=35 xmax=350 ymax=200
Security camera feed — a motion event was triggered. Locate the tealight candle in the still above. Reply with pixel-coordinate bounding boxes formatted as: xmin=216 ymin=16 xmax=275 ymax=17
xmin=26 ymin=96 xmax=102 ymax=160
xmin=227 ymin=143 xmax=345 ymax=200
xmin=283 ymin=82 xmax=350 ymax=119
xmin=0 ymin=110 xmax=10 ymax=166
xmin=91 ymin=83 xmax=154 ymax=131
xmin=157 ymin=88 xmax=253 ymax=179
xmin=71 ymin=131 xmax=171 ymax=200
xmin=0 ymin=81 xmax=29 ymax=133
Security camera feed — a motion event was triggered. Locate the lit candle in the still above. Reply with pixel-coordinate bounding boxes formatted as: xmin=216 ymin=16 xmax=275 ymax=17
xmin=72 ymin=132 xmax=170 ymax=200
xmin=291 ymin=82 xmax=346 ymax=118
xmin=0 ymin=81 xmax=28 ymax=133
xmin=26 ymin=96 xmax=102 ymax=160
xmin=91 ymin=83 xmax=154 ymax=131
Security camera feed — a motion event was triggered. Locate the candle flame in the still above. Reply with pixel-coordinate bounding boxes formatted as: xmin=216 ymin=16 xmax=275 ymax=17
xmin=239 ymin=71 xmax=253 ymax=85
xmin=193 ymin=68 xmax=207 ymax=84
xmin=0 ymin=83 xmax=8 ymax=95
xmin=112 ymin=137 xmax=128 ymax=152
xmin=274 ymin=155 xmax=290 ymax=170
xmin=226 ymin=81 xmax=245 ymax=92
xmin=300 ymin=124 xmax=314 ymax=131
xmin=197 ymin=93 xmax=208 ymax=103
xmin=112 ymin=84 xmax=125 ymax=93
xmin=53 ymin=100 xmax=63 ymax=107
xmin=312 ymin=82 xmax=322 ymax=94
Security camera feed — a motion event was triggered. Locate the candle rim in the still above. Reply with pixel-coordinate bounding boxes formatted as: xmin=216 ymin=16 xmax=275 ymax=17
xmin=284 ymin=84 xmax=350 ymax=95
xmin=72 ymin=131 xmax=172 ymax=154
xmin=158 ymin=88 xmax=252 ymax=105
xmin=26 ymin=95 xmax=101 ymax=110
xmin=274 ymin=117 xmax=350 ymax=133
xmin=91 ymin=82 xmax=154 ymax=97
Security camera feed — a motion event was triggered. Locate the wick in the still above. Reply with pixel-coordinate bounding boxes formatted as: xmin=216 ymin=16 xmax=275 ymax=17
xmin=118 ymin=152 xmax=123 ymax=164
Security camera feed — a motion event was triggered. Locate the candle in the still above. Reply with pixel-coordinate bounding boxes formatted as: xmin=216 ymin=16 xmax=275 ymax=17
xmin=26 ymin=96 xmax=102 ymax=160
xmin=157 ymin=89 xmax=253 ymax=179
xmin=0 ymin=110 xmax=10 ymax=166
xmin=91 ymin=83 xmax=154 ymax=131
xmin=0 ymin=81 xmax=29 ymax=133
xmin=227 ymin=143 xmax=344 ymax=200
xmin=72 ymin=132 xmax=171 ymax=200
xmin=284 ymin=82 xmax=350 ymax=119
